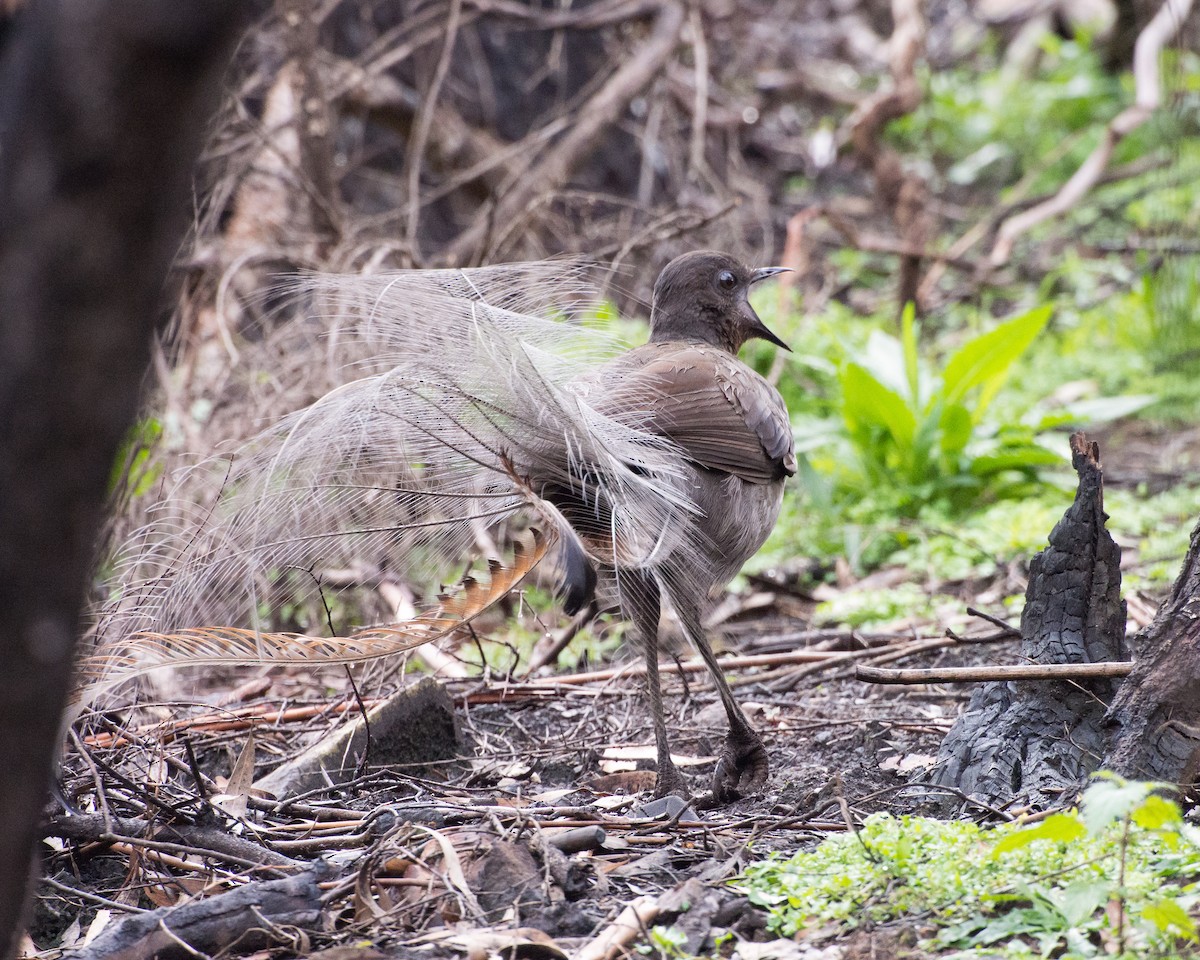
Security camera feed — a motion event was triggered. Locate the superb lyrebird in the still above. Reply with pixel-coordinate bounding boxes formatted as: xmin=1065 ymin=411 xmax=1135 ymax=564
xmin=83 ymin=250 xmax=795 ymax=802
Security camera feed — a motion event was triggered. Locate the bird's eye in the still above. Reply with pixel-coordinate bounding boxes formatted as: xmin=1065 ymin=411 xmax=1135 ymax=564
xmin=717 ymin=270 xmax=737 ymax=290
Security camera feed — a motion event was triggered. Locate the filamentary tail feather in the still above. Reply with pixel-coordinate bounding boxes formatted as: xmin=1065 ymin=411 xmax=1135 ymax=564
xmin=82 ymin=260 xmax=704 ymax=708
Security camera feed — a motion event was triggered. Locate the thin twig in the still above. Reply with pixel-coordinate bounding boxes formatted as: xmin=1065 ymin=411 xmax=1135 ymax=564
xmin=857 ymin=661 xmax=1134 ymax=684
xmin=404 ymin=0 xmax=463 ymax=259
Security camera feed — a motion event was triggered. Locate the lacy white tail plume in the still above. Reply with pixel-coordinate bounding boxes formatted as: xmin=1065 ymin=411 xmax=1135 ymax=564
xmin=75 ymin=529 xmax=548 ymax=710
xmin=80 ymin=260 xmax=704 ymax=710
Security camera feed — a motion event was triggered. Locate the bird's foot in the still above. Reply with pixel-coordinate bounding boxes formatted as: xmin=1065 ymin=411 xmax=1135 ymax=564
xmin=711 ymin=730 xmax=768 ymax=804
xmin=653 ymin=763 xmax=692 ymax=802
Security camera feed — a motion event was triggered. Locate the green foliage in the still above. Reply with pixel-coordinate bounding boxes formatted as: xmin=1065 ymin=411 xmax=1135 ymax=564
xmin=813 ymin=582 xmax=949 ymax=629
xmin=735 ymin=775 xmax=1200 ymax=958
xmin=1139 ymin=256 xmax=1200 ymax=375
xmin=891 ymin=37 xmax=1148 ymax=194
xmin=638 ymin=925 xmax=690 ymax=959
xmin=822 ymin=302 xmax=1056 ymax=516
xmin=107 ymin=417 xmax=164 ymax=500
xmin=1009 ymin=251 xmax=1200 ymax=425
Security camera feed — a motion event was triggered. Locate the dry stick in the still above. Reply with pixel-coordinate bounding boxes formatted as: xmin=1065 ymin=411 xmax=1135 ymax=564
xmin=762 ymin=636 xmax=953 ymax=692
xmin=536 ymin=646 xmax=856 ymax=686
xmin=988 ymin=0 xmax=1195 ymax=268
xmin=464 ymin=0 xmax=664 ymax=29
xmin=82 ymin=698 xmax=383 ymax=749
xmin=857 ymin=661 xmax=1135 ymax=684
xmin=83 ymin=647 xmax=848 ymax=746
xmin=446 ymin=0 xmax=685 ymax=263
xmin=598 ymin=197 xmax=739 ymax=265
xmin=575 ymin=894 xmax=661 ymax=960
xmin=823 ymin=209 xmax=976 ymax=271
xmin=404 ymin=0 xmax=462 ymax=259
xmin=966 ymin=605 xmax=1022 ymax=637
xmin=686 ymin=5 xmax=709 ymax=180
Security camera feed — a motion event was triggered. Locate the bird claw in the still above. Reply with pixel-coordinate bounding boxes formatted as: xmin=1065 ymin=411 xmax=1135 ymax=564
xmin=711 ymin=732 xmax=769 ymax=803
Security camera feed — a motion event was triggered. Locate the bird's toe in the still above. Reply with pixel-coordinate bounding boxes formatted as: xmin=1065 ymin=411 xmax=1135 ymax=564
xmin=711 ymin=733 xmax=769 ymax=803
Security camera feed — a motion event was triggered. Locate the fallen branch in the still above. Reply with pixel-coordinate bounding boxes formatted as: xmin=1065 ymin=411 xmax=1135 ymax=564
xmin=836 ymin=0 xmax=930 ymax=308
xmin=988 ymin=0 xmax=1195 ymax=268
xmin=858 ymin=661 xmax=1135 ymax=684
xmin=574 ymin=894 xmax=661 ymax=960
xmin=81 ymin=698 xmax=383 ymax=749
xmin=543 ymin=646 xmax=858 ymax=686
xmin=764 ymin=637 xmax=954 ymax=693
xmin=45 ymin=815 xmax=303 ymax=872
xmin=62 ymin=869 xmax=324 ymax=960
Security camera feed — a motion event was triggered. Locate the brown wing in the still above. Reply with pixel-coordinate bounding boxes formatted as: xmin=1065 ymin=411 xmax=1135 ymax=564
xmin=588 ymin=343 xmax=796 ymax=485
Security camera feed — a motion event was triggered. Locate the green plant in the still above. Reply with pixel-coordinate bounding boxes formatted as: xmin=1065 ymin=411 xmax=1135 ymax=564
xmin=107 ymin=416 xmax=164 ymax=500
xmin=825 ymin=302 xmax=1057 ymax=515
xmin=638 ymin=925 xmax=690 ymax=959
xmin=736 ymin=774 xmax=1200 ymax=959
xmin=1140 ymin=256 xmax=1200 ymax=373
xmin=890 ymin=36 xmax=1148 ymax=193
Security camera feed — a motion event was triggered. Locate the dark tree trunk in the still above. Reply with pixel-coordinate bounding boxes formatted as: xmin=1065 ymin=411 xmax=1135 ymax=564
xmin=0 ymin=3 xmax=242 ymax=956
xmin=1103 ymin=517 xmax=1200 ymax=792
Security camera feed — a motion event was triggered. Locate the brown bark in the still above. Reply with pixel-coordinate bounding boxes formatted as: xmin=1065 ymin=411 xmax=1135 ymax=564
xmin=0 ymin=2 xmax=242 ymax=956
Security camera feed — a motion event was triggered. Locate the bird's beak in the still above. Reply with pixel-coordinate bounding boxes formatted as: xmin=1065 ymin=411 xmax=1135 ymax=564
xmin=751 ymin=266 xmax=792 ymax=284
xmin=746 ymin=266 xmax=792 ymax=351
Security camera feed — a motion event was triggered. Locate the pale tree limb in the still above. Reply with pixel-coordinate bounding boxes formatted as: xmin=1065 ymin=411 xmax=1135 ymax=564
xmin=404 ymin=0 xmax=463 ymax=260
xmin=837 ymin=0 xmax=924 ymax=156
xmin=687 ymin=5 xmax=711 ymax=180
xmin=574 ymin=895 xmax=661 ymax=960
xmin=989 ymin=0 xmax=1195 ymax=269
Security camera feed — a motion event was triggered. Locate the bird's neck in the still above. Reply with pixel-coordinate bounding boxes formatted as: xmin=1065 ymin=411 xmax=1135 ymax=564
xmin=648 ymin=306 xmax=742 ymax=354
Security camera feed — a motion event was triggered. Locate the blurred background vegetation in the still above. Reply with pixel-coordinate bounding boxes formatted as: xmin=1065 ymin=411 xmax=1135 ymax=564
xmin=110 ymin=0 xmax=1200 ymax=643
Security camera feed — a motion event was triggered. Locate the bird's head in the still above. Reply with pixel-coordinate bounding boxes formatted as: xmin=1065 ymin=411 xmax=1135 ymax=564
xmin=648 ymin=251 xmax=790 ymax=354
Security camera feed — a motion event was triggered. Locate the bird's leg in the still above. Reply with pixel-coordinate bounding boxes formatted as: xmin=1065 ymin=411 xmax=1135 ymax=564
xmin=669 ymin=589 xmax=768 ymax=803
xmin=624 ymin=572 xmax=689 ymax=799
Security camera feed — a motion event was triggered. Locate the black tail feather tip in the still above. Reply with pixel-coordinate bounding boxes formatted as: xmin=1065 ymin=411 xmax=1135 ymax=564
xmin=559 ymin=537 xmax=597 ymax=616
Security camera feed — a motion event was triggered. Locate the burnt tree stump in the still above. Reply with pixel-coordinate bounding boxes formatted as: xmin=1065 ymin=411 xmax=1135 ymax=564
xmin=934 ymin=433 xmax=1128 ymax=808
xmin=1104 ymin=517 xmax=1200 ymax=794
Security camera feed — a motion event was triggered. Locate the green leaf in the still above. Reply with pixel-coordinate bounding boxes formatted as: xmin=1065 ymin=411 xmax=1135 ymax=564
xmin=1060 ymin=394 xmax=1156 ymax=424
xmin=1131 ymin=793 xmax=1184 ymax=830
xmin=1058 ymin=879 xmax=1109 ymax=927
xmin=942 ymin=305 xmax=1053 ymax=418
xmin=969 ymin=447 xmax=1064 ymax=477
xmin=108 ymin=417 xmax=164 ymax=499
xmin=939 ymin=402 xmax=973 ymax=456
xmin=991 ymin=812 xmax=1086 ymax=856
xmin=840 ymin=362 xmax=917 ymax=449
xmin=1081 ymin=774 xmax=1159 ymax=833
xmin=1141 ymin=898 xmax=1198 ymax=938
xmin=860 ymin=329 xmax=911 ymax=398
